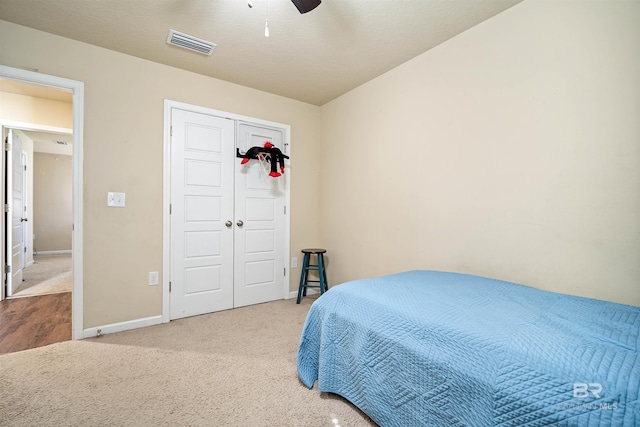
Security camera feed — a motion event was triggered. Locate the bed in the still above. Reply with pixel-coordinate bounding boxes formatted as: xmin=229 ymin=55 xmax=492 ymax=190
xmin=297 ymin=270 xmax=640 ymax=426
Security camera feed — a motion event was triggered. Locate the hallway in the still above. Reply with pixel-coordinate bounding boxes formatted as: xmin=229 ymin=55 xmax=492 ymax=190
xmin=0 ymin=292 xmax=71 ymax=354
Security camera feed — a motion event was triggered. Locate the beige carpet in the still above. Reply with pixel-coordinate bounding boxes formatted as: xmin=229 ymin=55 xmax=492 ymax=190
xmin=0 ymin=297 xmax=377 ymax=427
xmin=12 ymin=254 xmax=72 ymax=298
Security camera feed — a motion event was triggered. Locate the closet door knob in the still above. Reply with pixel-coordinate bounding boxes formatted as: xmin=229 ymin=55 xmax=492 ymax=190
xmin=237 ymin=220 xmax=244 ymax=227
xmin=225 ymin=221 xmax=232 ymax=228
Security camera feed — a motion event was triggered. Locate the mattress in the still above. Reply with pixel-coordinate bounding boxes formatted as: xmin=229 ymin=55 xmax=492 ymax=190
xmin=297 ymin=270 xmax=640 ymax=426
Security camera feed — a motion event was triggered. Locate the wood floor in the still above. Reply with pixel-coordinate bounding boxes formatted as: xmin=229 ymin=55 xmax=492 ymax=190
xmin=0 ymin=292 xmax=71 ymax=354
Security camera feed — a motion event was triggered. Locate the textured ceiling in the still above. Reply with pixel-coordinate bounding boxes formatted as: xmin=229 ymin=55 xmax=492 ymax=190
xmin=0 ymin=0 xmax=522 ymax=106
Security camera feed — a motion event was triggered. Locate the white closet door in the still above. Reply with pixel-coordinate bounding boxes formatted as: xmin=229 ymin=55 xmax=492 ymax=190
xmin=170 ymin=109 xmax=235 ymax=319
xmin=234 ymin=124 xmax=286 ymax=308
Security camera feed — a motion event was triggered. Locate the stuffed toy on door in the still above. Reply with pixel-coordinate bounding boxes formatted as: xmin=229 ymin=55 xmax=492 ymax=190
xmin=236 ymin=141 xmax=289 ymax=177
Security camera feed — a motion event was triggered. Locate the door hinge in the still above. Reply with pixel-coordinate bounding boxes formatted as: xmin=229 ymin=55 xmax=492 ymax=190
xmin=169 ymin=204 xmax=172 ymax=214
xmin=170 ymin=125 xmax=173 ymax=137
xmin=284 ymin=206 xmax=286 ymax=215
xmin=169 ymin=281 xmax=172 ymax=292
xmin=5 ymin=265 xmax=10 ymax=273
xmin=4 ymin=142 xmax=11 ymax=152
xmin=284 ymin=267 xmax=286 ymax=277
xmin=4 ymin=204 xmax=9 ymax=213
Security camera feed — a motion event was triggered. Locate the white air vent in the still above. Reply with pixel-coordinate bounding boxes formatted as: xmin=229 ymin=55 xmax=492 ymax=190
xmin=166 ymin=29 xmax=216 ymax=56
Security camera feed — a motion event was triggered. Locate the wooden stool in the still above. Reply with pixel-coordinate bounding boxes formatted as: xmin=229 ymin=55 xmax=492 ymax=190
xmin=297 ymin=248 xmax=328 ymax=304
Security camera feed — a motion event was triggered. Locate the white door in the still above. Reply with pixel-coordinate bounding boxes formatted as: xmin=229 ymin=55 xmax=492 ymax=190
xmin=1 ymin=127 xmax=4 ymax=301
xmin=234 ymin=124 xmax=286 ymax=308
xmin=169 ymin=109 xmax=235 ymax=319
xmin=21 ymin=152 xmax=28 ymax=269
xmin=5 ymin=130 xmax=26 ymax=296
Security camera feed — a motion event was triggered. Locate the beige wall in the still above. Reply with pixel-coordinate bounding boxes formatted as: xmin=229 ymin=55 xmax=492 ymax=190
xmin=0 ymin=20 xmax=322 ymax=328
xmin=33 ymin=152 xmax=72 ymax=252
xmin=0 ymin=91 xmax=72 ymax=129
xmin=320 ymin=0 xmax=640 ymax=306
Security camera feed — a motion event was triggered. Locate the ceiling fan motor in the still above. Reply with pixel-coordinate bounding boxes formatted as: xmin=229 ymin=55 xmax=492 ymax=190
xmin=291 ymin=0 xmax=321 ymax=14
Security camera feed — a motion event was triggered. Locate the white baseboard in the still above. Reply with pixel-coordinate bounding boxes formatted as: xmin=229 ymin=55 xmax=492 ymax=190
xmin=288 ymin=288 xmax=319 ymax=299
xmin=36 ymin=250 xmax=72 ymax=255
xmin=83 ymin=315 xmax=163 ymax=339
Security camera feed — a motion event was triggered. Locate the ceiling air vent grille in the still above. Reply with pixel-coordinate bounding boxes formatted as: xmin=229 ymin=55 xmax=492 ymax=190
xmin=166 ymin=30 xmax=216 ymax=56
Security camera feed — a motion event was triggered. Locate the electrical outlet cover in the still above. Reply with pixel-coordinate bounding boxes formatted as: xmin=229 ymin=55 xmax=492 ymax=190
xmin=107 ymin=192 xmax=126 ymax=207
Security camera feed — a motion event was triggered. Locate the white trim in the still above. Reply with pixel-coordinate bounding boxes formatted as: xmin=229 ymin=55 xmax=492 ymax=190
xmin=162 ymin=99 xmax=291 ymax=322
xmin=36 ymin=250 xmax=72 ymax=255
xmin=0 ymin=120 xmax=72 ymax=135
xmin=162 ymin=102 xmax=171 ymax=322
xmin=0 ymin=127 xmax=5 ymax=301
xmin=0 ymin=65 xmax=84 ymax=340
xmin=288 ymin=289 xmax=320 ymax=299
xmin=283 ymin=124 xmax=291 ymax=301
xmin=83 ymin=315 xmax=163 ymax=339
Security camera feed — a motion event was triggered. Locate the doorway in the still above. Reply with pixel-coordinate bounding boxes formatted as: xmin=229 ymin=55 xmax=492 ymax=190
xmin=12 ymin=129 xmax=73 ymax=299
xmin=0 ymin=65 xmax=84 ymax=341
xmin=1 ymin=128 xmax=73 ymax=353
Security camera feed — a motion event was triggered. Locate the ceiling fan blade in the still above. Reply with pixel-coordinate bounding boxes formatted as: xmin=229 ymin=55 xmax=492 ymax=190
xmin=291 ymin=0 xmax=321 ymax=14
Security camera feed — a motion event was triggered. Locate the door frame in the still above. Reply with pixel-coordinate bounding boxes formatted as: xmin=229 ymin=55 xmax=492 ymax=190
xmin=0 ymin=65 xmax=85 ymax=340
xmin=162 ymin=99 xmax=291 ymax=323
xmin=4 ymin=130 xmax=27 ymax=296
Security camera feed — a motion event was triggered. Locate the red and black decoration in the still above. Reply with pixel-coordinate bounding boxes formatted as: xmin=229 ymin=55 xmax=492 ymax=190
xmin=236 ymin=141 xmax=290 ymax=177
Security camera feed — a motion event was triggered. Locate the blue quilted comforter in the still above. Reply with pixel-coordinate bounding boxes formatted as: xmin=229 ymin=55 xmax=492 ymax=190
xmin=297 ymin=270 xmax=640 ymax=426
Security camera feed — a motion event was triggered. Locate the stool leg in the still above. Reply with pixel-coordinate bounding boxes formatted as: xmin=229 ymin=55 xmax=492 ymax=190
xmin=302 ymin=255 xmax=310 ymax=297
xmin=319 ymin=253 xmax=328 ymax=291
xmin=297 ymin=253 xmax=310 ymax=304
xmin=317 ymin=253 xmax=326 ymax=295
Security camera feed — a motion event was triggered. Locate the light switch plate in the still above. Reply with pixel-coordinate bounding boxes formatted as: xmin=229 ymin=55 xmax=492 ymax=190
xmin=107 ymin=192 xmax=126 ymax=207
xmin=149 ymin=271 xmax=159 ymax=286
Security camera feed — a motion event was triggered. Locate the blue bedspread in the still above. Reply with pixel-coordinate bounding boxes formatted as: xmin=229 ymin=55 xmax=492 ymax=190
xmin=297 ymin=270 xmax=640 ymax=426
